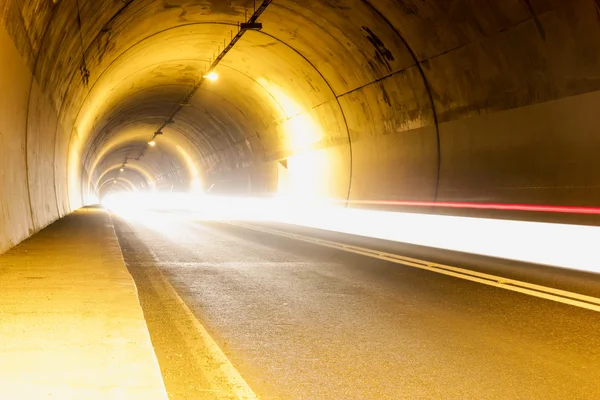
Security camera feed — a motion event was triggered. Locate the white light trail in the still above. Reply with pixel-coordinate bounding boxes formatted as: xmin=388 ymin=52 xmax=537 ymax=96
xmin=102 ymin=192 xmax=600 ymax=273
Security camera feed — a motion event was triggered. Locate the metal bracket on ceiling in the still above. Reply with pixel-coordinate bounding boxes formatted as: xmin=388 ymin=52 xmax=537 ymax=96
xmin=240 ymin=22 xmax=263 ymax=31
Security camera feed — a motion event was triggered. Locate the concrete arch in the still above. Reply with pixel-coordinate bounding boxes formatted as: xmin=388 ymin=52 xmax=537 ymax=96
xmin=2 ymin=0 xmax=600 ymax=254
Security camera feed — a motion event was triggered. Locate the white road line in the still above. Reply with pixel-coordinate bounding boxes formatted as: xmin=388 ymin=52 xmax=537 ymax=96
xmin=228 ymin=222 xmax=600 ymax=313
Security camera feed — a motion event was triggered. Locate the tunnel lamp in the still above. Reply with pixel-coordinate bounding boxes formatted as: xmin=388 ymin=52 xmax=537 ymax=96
xmin=148 ymin=140 xmax=156 ymax=147
xmin=204 ymin=72 xmax=219 ymax=82
xmin=119 ymin=168 xmax=124 ymax=172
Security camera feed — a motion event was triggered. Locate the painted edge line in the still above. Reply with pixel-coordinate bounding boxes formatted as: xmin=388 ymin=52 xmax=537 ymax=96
xmin=227 ymin=221 xmax=600 ymax=313
xmin=144 ymin=251 xmax=258 ymax=400
xmin=112 ymin=212 xmax=258 ymax=400
xmin=107 ymin=210 xmax=170 ymax=400
xmin=155 ymin=273 xmax=258 ymax=399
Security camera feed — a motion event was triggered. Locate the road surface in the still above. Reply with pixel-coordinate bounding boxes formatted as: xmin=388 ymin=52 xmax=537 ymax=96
xmin=112 ymin=211 xmax=600 ymax=399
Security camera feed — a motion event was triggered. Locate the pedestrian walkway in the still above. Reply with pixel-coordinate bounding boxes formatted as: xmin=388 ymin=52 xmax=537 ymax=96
xmin=0 ymin=206 xmax=167 ymax=399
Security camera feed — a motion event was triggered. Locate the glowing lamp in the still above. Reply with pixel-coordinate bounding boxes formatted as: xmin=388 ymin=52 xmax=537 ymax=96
xmin=204 ymin=72 xmax=219 ymax=82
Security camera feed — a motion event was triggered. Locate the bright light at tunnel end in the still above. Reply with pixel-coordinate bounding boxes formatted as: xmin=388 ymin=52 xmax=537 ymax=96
xmin=101 ymin=192 xmax=600 ymax=274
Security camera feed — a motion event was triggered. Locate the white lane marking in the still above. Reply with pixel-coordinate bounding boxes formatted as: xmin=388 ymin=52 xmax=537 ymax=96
xmin=227 ymin=222 xmax=600 ymax=313
xmin=151 ymin=261 xmax=258 ymax=399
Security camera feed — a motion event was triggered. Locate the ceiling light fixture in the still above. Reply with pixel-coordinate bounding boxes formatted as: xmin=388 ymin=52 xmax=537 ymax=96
xmin=204 ymin=72 xmax=219 ymax=81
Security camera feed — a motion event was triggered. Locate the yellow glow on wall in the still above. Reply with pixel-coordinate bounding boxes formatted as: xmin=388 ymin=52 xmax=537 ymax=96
xmin=257 ymin=78 xmax=322 ymax=151
xmin=277 ymin=162 xmax=289 ymax=195
xmin=255 ymin=78 xmax=331 ymax=199
xmin=257 ymin=78 xmax=301 ymax=117
xmin=191 ymin=177 xmax=203 ymax=193
xmin=284 ymin=114 xmax=321 ymax=151
xmin=285 ymin=150 xmax=331 ymax=199
xmin=173 ymin=143 xmax=204 ymax=193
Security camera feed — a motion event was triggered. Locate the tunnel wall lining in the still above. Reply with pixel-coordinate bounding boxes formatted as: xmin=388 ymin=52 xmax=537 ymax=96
xmin=0 ymin=23 xmax=41 ymax=252
xmin=2 ymin=1 xmax=600 ymax=253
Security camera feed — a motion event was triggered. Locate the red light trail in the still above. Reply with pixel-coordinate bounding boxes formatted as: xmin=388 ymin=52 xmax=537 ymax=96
xmin=345 ymin=200 xmax=600 ymax=215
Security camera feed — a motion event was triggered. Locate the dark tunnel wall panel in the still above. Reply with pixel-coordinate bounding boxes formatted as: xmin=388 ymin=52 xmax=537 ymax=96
xmin=0 ymin=1 xmax=34 ymax=70
xmin=341 ymin=67 xmax=438 ymax=202
xmin=437 ymin=89 xmax=600 ymax=207
xmin=13 ymin=0 xmax=55 ymax=57
xmin=267 ymin=0 xmax=416 ymax=95
xmin=35 ymin=2 xmax=81 ymax=110
xmin=0 ymin=23 xmax=34 ymax=252
xmin=366 ymin=0 xmax=531 ymax=61
xmin=424 ymin=1 xmax=600 ymax=123
xmin=27 ymin=81 xmax=60 ymax=229
xmin=349 ymin=125 xmax=438 ymax=202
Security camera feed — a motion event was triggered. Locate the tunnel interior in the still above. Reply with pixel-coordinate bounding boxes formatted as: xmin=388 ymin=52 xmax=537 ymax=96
xmin=1 ymin=0 xmax=600 ymax=252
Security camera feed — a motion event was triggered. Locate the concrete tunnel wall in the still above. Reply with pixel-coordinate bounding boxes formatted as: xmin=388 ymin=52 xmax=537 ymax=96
xmin=1 ymin=0 xmax=600 ymax=253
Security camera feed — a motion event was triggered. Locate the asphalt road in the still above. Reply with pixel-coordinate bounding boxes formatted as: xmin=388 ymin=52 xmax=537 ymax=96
xmin=113 ymin=211 xmax=600 ymax=400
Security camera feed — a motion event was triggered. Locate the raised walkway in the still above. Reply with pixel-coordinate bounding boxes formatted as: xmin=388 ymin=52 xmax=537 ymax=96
xmin=0 ymin=207 xmax=167 ymax=399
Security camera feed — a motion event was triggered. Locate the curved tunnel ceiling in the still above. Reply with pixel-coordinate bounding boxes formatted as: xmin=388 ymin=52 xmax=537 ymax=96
xmin=1 ymin=0 xmax=600 ymax=253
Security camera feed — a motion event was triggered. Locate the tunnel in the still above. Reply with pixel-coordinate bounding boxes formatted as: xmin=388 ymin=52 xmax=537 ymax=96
xmin=1 ymin=0 xmax=600 ymax=251
xmin=4 ymin=1 xmax=600 ymax=398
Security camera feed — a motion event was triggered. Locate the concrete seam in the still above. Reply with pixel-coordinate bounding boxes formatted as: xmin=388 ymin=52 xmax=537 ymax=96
xmin=360 ymin=0 xmax=442 ymax=201
xmin=336 ymin=68 xmax=407 ymax=99
xmin=419 ymin=11 xmax=552 ymax=63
